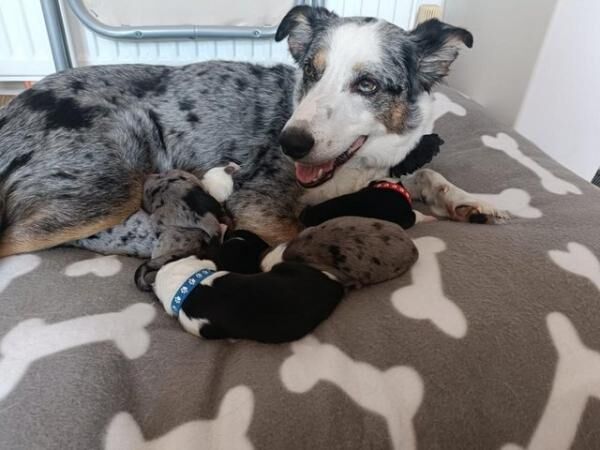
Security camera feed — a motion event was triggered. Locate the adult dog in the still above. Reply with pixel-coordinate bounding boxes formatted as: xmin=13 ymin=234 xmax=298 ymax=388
xmin=0 ymin=5 xmax=504 ymax=257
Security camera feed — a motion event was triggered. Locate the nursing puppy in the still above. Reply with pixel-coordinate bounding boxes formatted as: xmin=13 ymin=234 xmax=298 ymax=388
xmin=153 ymin=217 xmax=417 ymax=343
xmin=151 ymin=180 xmax=421 ymax=343
xmin=154 ymin=256 xmax=344 ymax=343
xmin=134 ymin=163 xmax=238 ymax=291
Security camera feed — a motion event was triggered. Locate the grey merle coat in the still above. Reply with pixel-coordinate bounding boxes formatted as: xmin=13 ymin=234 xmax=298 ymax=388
xmin=0 ymin=61 xmax=301 ymax=255
xmin=0 ymin=6 xmax=486 ymax=258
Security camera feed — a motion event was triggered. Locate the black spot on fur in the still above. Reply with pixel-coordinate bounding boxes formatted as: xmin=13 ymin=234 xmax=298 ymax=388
xmin=253 ymin=104 xmax=265 ymax=131
xmin=54 ymin=193 xmax=74 ymax=200
xmin=221 ymin=74 xmax=231 ymax=82
xmin=178 ymin=99 xmax=195 ymax=111
xmin=0 ymin=151 xmax=34 ymax=184
xmin=70 ymin=80 xmax=85 ymax=93
xmin=129 ymin=69 xmax=169 ymax=98
xmin=372 ymin=222 xmax=383 ymax=230
xmin=186 ymin=112 xmax=200 ymax=124
xmin=329 ymin=245 xmax=347 ymax=266
xmin=51 ymin=171 xmax=77 ymax=180
xmin=371 ymin=257 xmax=381 ymax=265
xmin=354 ymin=237 xmax=364 ymax=245
xmin=21 ymin=89 xmax=104 ymax=130
xmin=235 ymin=78 xmax=249 ymax=91
xmin=0 ymin=116 xmax=8 ymax=131
xmin=148 ymin=110 xmax=166 ymax=151
xmin=250 ymin=65 xmax=264 ymax=80
xmin=196 ymin=69 xmax=209 ymax=77
xmin=200 ymin=88 xmax=209 ymax=95
xmin=84 ymin=153 xmax=94 ymax=161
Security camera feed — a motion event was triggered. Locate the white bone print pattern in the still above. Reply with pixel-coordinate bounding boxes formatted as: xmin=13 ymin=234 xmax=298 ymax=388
xmin=432 ymin=92 xmax=467 ymax=122
xmin=0 ymin=303 xmax=155 ymax=401
xmin=64 ymin=255 xmax=122 ymax=277
xmin=391 ymin=237 xmax=468 ymax=339
xmin=474 ymin=189 xmax=542 ymax=219
xmin=549 ymin=242 xmax=600 ymax=292
xmin=482 ymin=133 xmax=582 ymax=195
xmin=104 ymin=385 xmax=254 ymax=450
xmin=0 ymin=254 xmax=41 ymax=294
xmin=280 ymin=335 xmax=423 ymax=450
xmin=502 ymin=313 xmax=600 ymax=450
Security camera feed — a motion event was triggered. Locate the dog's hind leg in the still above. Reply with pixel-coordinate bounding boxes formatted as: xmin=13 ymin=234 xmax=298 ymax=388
xmin=0 ymin=178 xmax=143 ymax=257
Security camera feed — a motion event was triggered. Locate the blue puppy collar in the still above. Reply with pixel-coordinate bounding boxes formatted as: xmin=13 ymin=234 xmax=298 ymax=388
xmin=170 ymin=269 xmax=215 ymax=316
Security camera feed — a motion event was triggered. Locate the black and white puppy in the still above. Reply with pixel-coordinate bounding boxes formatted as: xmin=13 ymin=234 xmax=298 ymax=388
xmin=154 ymin=256 xmax=344 ymax=343
xmin=152 ymin=215 xmax=417 ymax=343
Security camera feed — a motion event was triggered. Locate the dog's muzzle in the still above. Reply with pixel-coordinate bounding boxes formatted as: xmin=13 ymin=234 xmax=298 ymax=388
xmin=279 ymin=126 xmax=315 ymax=160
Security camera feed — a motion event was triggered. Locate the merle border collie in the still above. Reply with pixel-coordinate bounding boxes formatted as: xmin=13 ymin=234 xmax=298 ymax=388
xmin=0 ymin=5 xmax=506 ymax=258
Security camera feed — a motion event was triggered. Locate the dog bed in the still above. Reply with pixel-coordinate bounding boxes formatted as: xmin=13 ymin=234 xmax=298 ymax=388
xmin=1 ymin=86 xmax=599 ymax=450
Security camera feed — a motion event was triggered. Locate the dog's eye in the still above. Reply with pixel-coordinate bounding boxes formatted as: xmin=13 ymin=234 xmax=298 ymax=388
xmin=303 ymin=62 xmax=317 ymax=80
xmin=355 ymin=78 xmax=379 ymax=95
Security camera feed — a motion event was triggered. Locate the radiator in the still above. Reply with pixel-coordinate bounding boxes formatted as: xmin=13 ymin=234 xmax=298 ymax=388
xmin=0 ymin=0 xmax=442 ymax=81
xmin=0 ymin=0 xmax=55 ymax=80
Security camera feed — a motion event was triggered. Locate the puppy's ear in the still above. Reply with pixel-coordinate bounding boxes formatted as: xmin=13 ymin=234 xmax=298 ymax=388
xmin=410 ymin=19 xmax=473 ymax=91
xmin=275 ymin=6 xmax=337 ymax=63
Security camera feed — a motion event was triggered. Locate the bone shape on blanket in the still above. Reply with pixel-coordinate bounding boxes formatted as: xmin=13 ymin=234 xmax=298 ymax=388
xmin=481 ymin=133 xmax=582 ymax=195
xmin=104 ymin=385 xmax=254 ymax=450
xmin=473 ymin=188 xmax=542 ymax=219
xmin=280 ymin=335 xmax=423 ymax=450
xmin=64 ymin=255 xmax=123 ymax=277
xmin=432 ymin=92 xmax=467 ymax=123
xmin=0 ymin=303 xmax=155 ymax=401
xmin=0 ymin=254 xmax=41 ymax=294
xmin=502 ymin=313 xmax=600 ymax=450
xmin=549 ymin=242 xmax=600 ymax=292
xmin=391 ymin=236 xmax=468 ymax=339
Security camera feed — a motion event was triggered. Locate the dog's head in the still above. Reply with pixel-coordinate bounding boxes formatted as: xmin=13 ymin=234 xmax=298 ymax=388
xmin=275 ymin=6 xmax=472 ymax=188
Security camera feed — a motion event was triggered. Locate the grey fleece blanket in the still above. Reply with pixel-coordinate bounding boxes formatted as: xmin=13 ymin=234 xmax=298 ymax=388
xmin=1 ymin=86 xmax=600 ymax=450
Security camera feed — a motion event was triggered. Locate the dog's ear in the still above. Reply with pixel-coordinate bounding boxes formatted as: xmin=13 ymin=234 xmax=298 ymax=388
xmin=275 ymin=6 xmax=337 ymax=63
xmin=410 ymin=19 xmax=473 ymax=91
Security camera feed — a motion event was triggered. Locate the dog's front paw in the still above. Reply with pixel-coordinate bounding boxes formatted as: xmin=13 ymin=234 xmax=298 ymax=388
xmin=453 ymin=201 xmax=511 ymax=224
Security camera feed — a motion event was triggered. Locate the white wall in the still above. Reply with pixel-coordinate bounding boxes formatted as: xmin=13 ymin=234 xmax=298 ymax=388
xmin=514 ymin=0 xmax=600 ymax=181
xmin=443 ymin=0 xmax=558 ymax=127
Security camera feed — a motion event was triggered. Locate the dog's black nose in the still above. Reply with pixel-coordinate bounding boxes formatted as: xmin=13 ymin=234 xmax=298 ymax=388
xmin=279 ymin=126 xmax=315 ymax=160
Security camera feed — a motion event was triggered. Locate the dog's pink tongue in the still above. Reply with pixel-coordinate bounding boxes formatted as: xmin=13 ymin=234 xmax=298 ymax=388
xmin=295 ymin=161 xmax=334 ymax=184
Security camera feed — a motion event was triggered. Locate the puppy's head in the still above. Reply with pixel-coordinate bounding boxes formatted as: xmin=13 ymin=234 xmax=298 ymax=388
xmin=275 ymin=6 xmax=472 ymax=188
xmin=142 ymin=170 xmax=203 ymax=213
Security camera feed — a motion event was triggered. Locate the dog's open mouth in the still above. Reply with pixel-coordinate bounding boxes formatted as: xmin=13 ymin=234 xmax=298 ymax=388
xmin=294 ymin=136 xmax=368 ymax=188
